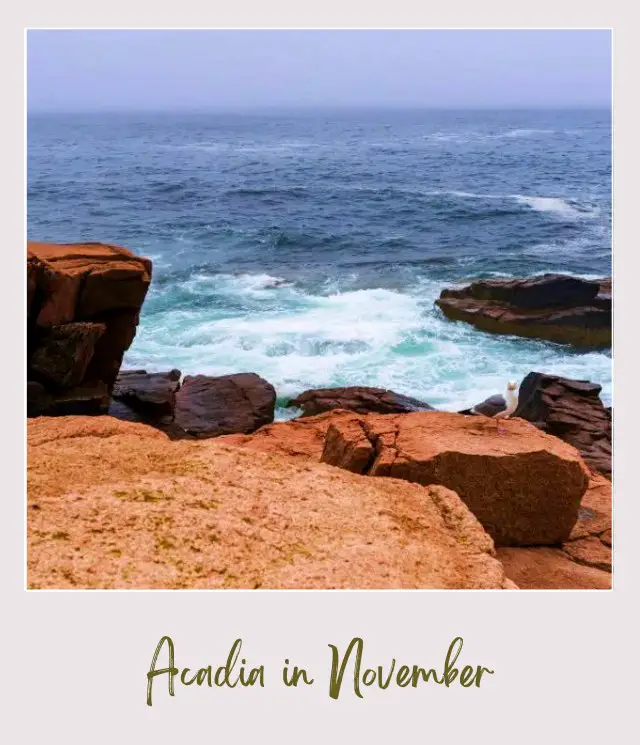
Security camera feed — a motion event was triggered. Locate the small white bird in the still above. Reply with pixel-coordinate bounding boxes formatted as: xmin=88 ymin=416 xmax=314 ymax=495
xmin=493 ymin=380 xmax=519 ymax=430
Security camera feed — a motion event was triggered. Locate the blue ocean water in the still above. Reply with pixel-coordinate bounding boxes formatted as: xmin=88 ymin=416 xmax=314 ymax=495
xmin=27 ymin=109 xmax=612 ymax=415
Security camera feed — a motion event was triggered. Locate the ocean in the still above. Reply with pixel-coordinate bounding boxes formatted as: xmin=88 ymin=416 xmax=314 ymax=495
xmin=27 ymin=108 xmax=612 ymax=416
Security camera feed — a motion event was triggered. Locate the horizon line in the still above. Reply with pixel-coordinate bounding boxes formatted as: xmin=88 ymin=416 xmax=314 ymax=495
xmin=27 ymin=103 xmax=613 ymax=115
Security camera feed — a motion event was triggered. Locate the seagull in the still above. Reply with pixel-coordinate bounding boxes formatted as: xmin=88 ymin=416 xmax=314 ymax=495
xmin=467 ymin=381 xmax=519 ymax=432
xmin=493 ymin=381 xmax=519 ymax=432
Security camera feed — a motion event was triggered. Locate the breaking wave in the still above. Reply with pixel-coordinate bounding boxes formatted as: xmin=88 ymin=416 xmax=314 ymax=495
xmin=125 ymin=272 xmax=612 ymax=416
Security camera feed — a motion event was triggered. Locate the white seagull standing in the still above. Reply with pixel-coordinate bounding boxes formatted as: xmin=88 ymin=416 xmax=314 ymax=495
xmin=468 ymin=380 xmax=519 ymax=432
xmin=492 ymin=380 xmax=519 ymax=431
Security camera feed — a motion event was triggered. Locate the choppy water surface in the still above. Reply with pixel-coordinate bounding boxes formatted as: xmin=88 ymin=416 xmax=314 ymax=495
xmin=28 ymin=109 xmax=612 ymax=415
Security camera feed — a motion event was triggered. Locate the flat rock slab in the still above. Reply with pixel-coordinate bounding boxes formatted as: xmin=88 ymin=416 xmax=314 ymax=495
xmin=173 ymin=373 xmax=276 ymax=438
xmin=287 ymin=386 xmax=434 ymax=417
xmin=442 ymin=274 xmax=602 ymax=309
xmin=321 ymin=410 xmax=590 ymax=546
xmin=436 ymin=273 xmax=611 ymax=347
xmin=28 ymin=242 xmax=152 ymax=325
xmin=27 ymin=416 xmax=514 ymax=590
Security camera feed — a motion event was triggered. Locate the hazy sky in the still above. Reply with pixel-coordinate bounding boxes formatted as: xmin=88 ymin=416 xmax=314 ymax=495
xmin=27 ymin=29 xmax=611 ymax=111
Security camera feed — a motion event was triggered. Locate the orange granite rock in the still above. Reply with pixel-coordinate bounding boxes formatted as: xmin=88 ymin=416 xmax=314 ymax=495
xmin=496 ymin=474 xmax=612 ymax=588
xmin=496 ymin=547 xmax=611 ymax=590
xmin=27 ymin=242 xmax=152 ymax=415
xmin=321 ymin=410 xmax=590 ymax=546
xmin=218 ymin=410 xmax=357 ymax=459
xmin=27 ymin=416 xmax=514 ymax=590
xmin=28 ymin=242 xmax=151 ymax=325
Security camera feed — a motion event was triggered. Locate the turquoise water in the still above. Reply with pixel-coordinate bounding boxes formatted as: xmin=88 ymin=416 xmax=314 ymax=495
xmin=27 ymin=108 xmax=612 ymax=415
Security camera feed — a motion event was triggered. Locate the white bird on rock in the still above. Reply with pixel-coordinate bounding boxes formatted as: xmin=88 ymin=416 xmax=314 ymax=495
xmin=493 ymin=380 xmax=519 ymax=421
xmin=493 ymin=380 xmax=519 ymax=432
xmin=468 ymin=380 xmax=519 ymax=432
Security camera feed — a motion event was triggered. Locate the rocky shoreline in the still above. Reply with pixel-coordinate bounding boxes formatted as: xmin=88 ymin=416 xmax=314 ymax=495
xmin=26 ymin=242 xmax=613 ymax=590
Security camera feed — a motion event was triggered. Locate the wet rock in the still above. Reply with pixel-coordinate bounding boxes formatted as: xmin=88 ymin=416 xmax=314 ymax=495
xmin=287 ymin=386 xmax=434 ymax=417
xmin=107 ymin=398 xmax=145 ymax=424
xmin=436 ymin=273 xmax=611 ymax=347
xmin=441 ymin=274 xmax=601 ymax=309
xmin=515 ymin=372 xmax=612 ymax=477
xmin=174 ymin=373 xmax=276 ymax=438
xmin=112 ymin=369 xmax=181 ymax=419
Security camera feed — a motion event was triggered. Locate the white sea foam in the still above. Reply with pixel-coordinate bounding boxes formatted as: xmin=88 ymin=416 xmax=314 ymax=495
xmin=425 ymin=189 xmax=599 ymax=221
xmin=498 ymin=128 xmax=554 ymax=138
xmin=143 ymin=252 xmax=173 ymax=269
xmin=422 ymin=189 xmax=500 ymax=200
xmin=425 ymin=129 xmax=553 ymax=143
xmin=527 ymin=267 xmax=607 ymax=281
xmin=446 ymin=190 xmax=499 ymax=199
xmin=512 ymin=195 xmax=577 ymax=217
xmin=511 ymin=195 xmax=598 ymax=220
xmin=177 ymin=272 xmax=295 ymax=299
xmin=125 ymin=273 xmax=612 ymax=415
xmin=128 ymin=285 xmax=424 ymax=396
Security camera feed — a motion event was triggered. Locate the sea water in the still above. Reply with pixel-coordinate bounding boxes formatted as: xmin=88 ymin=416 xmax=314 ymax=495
xmin=27 ymin=108 xmax=612 ymax=416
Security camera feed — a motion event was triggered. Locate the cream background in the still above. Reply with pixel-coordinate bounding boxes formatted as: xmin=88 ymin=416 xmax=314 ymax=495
xmin=4 ymin=4 xmax=637 ymax=742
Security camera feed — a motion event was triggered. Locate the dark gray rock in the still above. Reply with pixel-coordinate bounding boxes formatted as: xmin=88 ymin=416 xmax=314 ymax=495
xmin=287 ymin=386 xmax=434 ymax=417
xmin=112 ymin=368 xmax=181 ymax=419
xmin=173 ymin=373 xmax=276 ymax=438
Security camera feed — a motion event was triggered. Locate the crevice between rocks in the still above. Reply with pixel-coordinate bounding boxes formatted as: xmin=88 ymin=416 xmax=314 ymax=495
xmin=360 ymin=418 xmax=401 ymax=476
